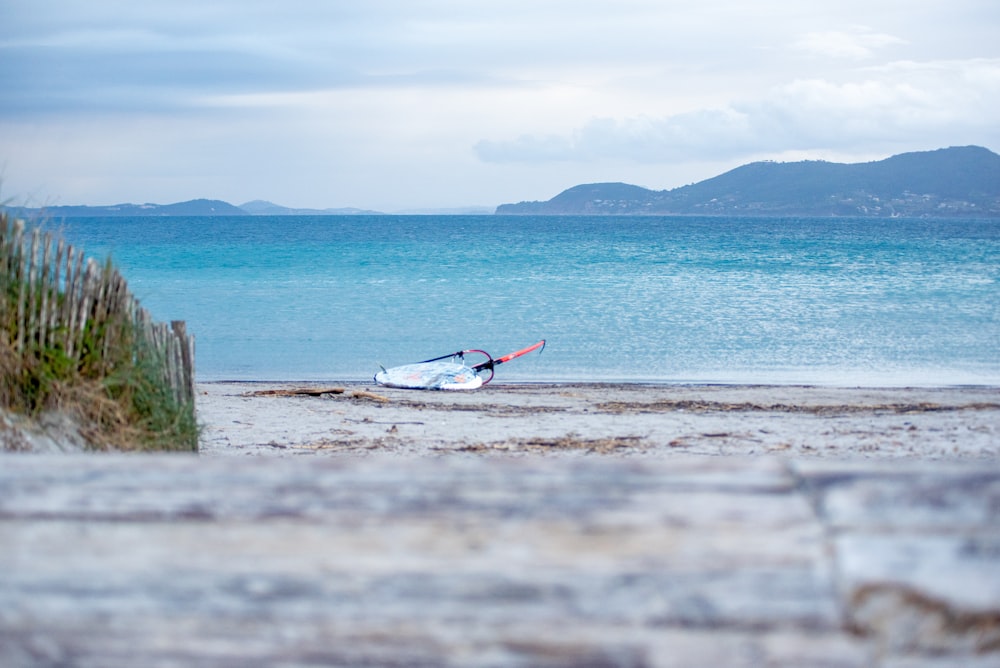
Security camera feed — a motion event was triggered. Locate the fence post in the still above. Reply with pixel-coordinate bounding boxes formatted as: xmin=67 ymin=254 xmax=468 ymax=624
xmin=171 ymin=320 xmax=195 ymax=405
xmin=14 ymin=220 xmax=26 ymax=354
xmin=2 ymin=218 xmax=196 ymax=407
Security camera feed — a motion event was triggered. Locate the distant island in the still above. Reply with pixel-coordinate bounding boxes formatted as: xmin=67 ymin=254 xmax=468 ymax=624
xmin=2 ymin=199 xmax=384 ymax=218
xmin=497 ymin=146 xmax=1000 ymax=218
xmin=1 ymin=198 xmax=499 ymax=218
xmin=3 ymin=146 xmax=998 ymax=218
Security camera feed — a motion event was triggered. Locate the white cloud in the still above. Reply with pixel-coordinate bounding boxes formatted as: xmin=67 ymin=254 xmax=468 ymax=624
xmin=791 ymin=27 xmax=906 ymax=59
xmin=1 ymin=1 xmax=998 ymax=209
xmin=476 ymin=58 xmax=1000 ymax=165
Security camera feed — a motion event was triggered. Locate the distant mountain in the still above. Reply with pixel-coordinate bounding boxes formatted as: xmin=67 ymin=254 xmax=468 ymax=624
xmin=3 ymin=197 xmax=490 ymax=218
xmin=12 ymin=199 xmax=248 ymax=217
xmin=5 ymin=146 xmax=997 ymax=219
xmin=1 ymin=198 xmax=382 ymax=218
xmin=496 ymin=146 xmax=1000 ymax=217
xmin=238 ymin=200 xmax=382 ymax=215
xmin=393 ymin=206 xmax=496 ymax=215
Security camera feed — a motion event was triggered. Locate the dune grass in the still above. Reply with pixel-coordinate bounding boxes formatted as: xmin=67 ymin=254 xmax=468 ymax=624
xmin=1 ymin=211 xmax=199 ymax=451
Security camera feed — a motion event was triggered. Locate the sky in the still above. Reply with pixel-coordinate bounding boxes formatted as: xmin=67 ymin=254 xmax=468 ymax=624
xmin=1 ymin=1 xmax=998 ymax=212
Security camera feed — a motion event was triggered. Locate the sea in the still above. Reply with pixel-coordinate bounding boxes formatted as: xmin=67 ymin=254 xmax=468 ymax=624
xmin=49 ymin=215 xmax=1000 ymax=386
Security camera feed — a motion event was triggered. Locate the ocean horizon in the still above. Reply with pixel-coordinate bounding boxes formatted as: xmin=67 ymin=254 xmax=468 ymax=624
xmin=49 ymin=214 xmax=1000 ymax=387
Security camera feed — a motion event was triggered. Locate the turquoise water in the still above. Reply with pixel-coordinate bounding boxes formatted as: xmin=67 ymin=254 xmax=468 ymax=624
xmin=54 ymin=215 xmax=1000 ymax=385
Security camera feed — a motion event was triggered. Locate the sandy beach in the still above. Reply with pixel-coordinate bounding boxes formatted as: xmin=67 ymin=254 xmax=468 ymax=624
xmin=197 ymin=381 xmax=1000 ymax=459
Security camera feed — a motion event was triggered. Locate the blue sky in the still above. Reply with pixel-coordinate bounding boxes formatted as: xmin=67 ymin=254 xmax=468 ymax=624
xmin=2 ymin=0 xmax=998 ymax=211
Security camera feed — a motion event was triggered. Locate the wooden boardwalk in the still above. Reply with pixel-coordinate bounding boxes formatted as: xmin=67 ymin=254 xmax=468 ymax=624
xmin=1 ymin=454 xmax=998 ymax=667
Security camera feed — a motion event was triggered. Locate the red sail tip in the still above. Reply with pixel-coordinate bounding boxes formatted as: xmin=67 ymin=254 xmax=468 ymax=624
xmin=495 ymin=339 xmax=545 ymax=365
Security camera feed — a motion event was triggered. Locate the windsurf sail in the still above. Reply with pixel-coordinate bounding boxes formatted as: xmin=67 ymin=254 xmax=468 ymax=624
xmin=374 ymin=340 xmax=545 ymax=390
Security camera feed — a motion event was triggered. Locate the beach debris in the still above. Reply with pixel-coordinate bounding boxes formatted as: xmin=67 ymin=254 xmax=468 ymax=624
xmin=595 ymin=399 xmax=1000 ymax=415
xmin=344 ymin=418 xmax=424 ymax=425
xmin=243 ymin=387 xmax=346 ymax=397
xmin=239 ymin=387 xmax=390 ymax=402
xmin=444 ymin=433 xmax=646 ymax=454
xmin=350 ymin=390 xmax=391 ymax=403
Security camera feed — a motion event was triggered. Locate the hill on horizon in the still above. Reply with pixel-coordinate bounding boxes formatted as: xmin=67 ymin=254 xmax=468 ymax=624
xmin=496 ymin=146 xmax=1000 ymax=217
xmin=238 ymin=200 xmax=382 ymax=216
xmin=0 ymin=199 xmax=487 ymax=218
xmin=2 ymin=199 xmax=250 ymax=218
xmin=1 ymin=198 xmax=384 ymax=218
xmin=3 ymin=146 xmax=998 ymax=218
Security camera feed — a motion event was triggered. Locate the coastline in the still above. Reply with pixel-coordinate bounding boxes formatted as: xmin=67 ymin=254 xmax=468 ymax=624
xmin=197 ymin=380 xmax=1000 ymax=459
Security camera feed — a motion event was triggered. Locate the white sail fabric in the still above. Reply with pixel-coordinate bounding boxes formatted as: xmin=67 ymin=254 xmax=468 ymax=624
xmin=374 ymin=361 xmax=484 ymax=390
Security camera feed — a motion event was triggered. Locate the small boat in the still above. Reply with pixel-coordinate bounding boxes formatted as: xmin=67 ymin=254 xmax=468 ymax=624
xmin=374 ymin=340 xmax=545 ymax=390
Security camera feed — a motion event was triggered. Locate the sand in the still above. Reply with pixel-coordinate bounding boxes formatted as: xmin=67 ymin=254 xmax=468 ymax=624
xmin=197 ymin=381 xmax=1000 ymax=459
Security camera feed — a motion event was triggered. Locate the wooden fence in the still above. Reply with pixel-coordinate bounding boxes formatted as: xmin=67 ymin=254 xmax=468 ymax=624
xmin=0 ymin=214 xmax=195 ymax=405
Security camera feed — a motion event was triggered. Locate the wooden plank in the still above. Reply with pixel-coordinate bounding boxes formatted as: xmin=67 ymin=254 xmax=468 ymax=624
xmin=2 ymin=455 xmax=997 ymax=666
xmin=0 ymin=456 xmax=839 ymax=666
xmin=172 ymin=320 xmax=195 ymax=404
xmin=73 ymin=258 xmax=95 ymax=362
xmin=47 ymin=237 xmax=64 ymax=350
xmin=24 ymin=228 xmax=39 ymax=352
xmin=793 ymin=462 xmax=1000 ymax=656
xmin=62 ymin=247 xmax=81 ymax=358
xmin=13 ymin=220 xmax=25 ymax=353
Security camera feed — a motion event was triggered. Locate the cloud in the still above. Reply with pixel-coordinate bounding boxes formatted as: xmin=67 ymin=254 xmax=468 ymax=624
xmin=791 ymin=26 xmax=906 ymax=59
xmin=475 ymin=58 xmax=1000 ymax=165
xmin=0 ymin=43 xmax=326 ymax=118
xmin=475 ymin=110 xmax=757 ymax=163
xmin=2 ymin=1 xmax=998 ymax=209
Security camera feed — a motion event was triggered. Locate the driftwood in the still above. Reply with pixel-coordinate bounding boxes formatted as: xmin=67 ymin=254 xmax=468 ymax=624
xmin=242 ymin=387 xmax=391 ymax=402
xmin=242 ymin=386 xmax=347 ymax=397
xmin=350 ymin=389 xmax=390 ymax=402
